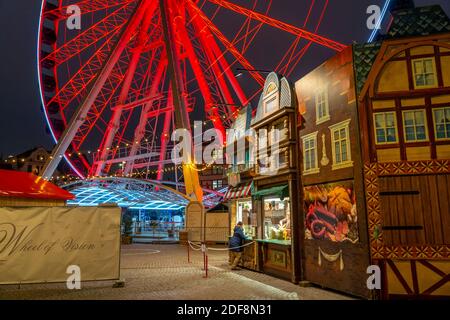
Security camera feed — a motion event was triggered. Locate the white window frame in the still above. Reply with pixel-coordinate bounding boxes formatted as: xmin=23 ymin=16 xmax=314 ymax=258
xmin=329 ymin=119 xmax=353 ymax=170
xmin=411 ymin=57 xmax=438 ymax=89
xmin=263 ymin=83 xmax=279 ymax=115
xmin=432 ymin=107 xmax=450 ymax=141
xmin=315 ymin=87 xmax=330 ymax=125
xmin=302 ymin=131 xmax=319 ymax=175
xmin=212 ymin=180 xmax=223 ymax=190
xmin=402 ymin=109 xmax=429 ymax=143
xmin=373 ymin=112 xmax=399 ymax=145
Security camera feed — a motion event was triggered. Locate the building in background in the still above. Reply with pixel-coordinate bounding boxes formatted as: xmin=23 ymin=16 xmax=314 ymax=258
xmin=198 ymin=163 xmax=227 ymax=191
xmin=1 ymin=146 xmax=72 ymax=181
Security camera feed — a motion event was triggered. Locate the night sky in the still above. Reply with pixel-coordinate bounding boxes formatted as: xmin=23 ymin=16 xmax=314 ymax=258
xmin=0 ymin=0 xmax=448 ymax=157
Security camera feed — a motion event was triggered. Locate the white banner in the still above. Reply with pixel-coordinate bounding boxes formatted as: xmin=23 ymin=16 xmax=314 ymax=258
xmin=0 ymin=206 xmax=121 ymax=285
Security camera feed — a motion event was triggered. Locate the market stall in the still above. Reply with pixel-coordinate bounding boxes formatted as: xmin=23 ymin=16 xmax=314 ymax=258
xmin=251 ymin=72 xmax=301 ymax=283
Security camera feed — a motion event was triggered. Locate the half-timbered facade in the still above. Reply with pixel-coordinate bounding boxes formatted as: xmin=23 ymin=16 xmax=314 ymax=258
xmin=356 ymin=5 xmax=450 ymax=299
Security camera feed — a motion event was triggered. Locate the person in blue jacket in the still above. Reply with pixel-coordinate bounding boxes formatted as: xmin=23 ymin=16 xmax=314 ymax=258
xmin=229 ymin=222 xmax=248 ymax=270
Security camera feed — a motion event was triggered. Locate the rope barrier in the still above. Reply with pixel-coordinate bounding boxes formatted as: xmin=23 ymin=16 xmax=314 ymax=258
xmin=188 ymin=241 xmax=203 ymax=251
xmin=188 ymin=240 xmax=255 ymax=252
xmin=186 ymin=239 xmax=256 ymax=279
xmin=207 ymin=241 xmax=256 ymax=251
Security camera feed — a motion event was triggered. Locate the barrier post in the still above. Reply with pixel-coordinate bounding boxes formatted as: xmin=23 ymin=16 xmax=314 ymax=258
xmin=205 ymin=254 xmax=208 ymax=278
xmin=187 ymin=241 xmax=190 ymax=263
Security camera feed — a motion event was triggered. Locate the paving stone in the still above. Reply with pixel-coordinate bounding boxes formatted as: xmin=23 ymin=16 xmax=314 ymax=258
xmin=0 ymin=244 xmax=353 ymax=300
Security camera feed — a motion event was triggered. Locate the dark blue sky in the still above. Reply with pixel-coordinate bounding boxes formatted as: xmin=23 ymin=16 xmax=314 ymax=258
xmin=0 ymin=0 xmax=448 ymax=156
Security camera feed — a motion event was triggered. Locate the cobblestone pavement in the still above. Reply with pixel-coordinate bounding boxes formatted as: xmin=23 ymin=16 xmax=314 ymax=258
xmin=0 ymin=244 xmax=353 ymax=300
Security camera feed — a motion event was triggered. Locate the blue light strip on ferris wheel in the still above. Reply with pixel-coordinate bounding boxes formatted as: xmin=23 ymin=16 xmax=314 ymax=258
xmin=368 ymin=0 xmax=391 ymax=43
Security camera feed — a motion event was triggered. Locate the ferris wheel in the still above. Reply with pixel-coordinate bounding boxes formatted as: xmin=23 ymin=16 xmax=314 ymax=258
xmin=37 ymin=0 xmax=345 ymax=180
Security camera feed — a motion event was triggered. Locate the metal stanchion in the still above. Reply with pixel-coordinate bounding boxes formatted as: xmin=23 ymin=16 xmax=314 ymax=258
xmin=187 ymin=241 xmax=191 ymax=263
xmin=201 ymin=243 xmax=208 ymax=278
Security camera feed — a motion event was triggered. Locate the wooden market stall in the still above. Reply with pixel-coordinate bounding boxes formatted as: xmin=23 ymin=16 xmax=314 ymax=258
xmin=251 ymin=72 xmax=302 ymax=283
xmin=296 ymin=47 xmax=371 ymax=298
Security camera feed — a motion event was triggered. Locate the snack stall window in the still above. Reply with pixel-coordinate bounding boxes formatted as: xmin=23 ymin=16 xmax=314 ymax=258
xmin=263 ymin=197 xmax=291 ymax=241
xmin=236 ymin=199 xmax=256 ymax=237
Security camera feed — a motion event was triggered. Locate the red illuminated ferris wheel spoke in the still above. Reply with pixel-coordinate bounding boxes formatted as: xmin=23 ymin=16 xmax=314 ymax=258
xmin=187 ymin=1 xmax=265 ymax=86
xmin=123 ymin=58 xmax=168 ymax=175
xmin=42 ymin=0 xmax=151 ymax=179
xmin=44 ymin=0 xmax=138 ymax=20
xmin=207 ymin=0 xmax=345 ymax=52
xmin=42 ymin=4 xmax=133 ymax=67
xmin=190 ymin=18 xmax=235 ymax=110
xmin=94 ymin=1 xmax=159 ymax=176
xmin=49 ymin=27 xmax=124 ymax=113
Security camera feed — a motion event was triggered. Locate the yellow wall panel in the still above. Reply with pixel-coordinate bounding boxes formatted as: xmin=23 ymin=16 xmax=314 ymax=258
xmin=436 ymin=145 xmax=450 ymax=159
xmin=372 ymin=100 xmax=396 ymax=109
xmin=406 ymin=147 xmax=431 ymax=161
xmin=416 ymin=261 xmax=450 ymax=296
xmin=377 ymin=148 xmax=401 ymax=162
xmin=431 ymin=94 xmax=450 ymax=104
xmin=401 ymin=98 xmax=425 ymax=107
xmin=410 ymin=46 xmax=435 ymax=56
xmin=377 ymin=61 xmax=409 ymax=93
xmin=441 ymin=56 xmax=450 ymax=87
xmin=387 ymin=261 xmax=413 ymax=295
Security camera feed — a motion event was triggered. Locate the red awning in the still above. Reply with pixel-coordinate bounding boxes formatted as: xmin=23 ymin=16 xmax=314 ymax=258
xmin=0 ymin=169 xmax=75 ymax=201
xmin=223 ymin=182 xmax=252 ymax=201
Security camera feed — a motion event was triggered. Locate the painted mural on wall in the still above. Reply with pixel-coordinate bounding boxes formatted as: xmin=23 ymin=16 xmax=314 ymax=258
xmin=304 ymin=181 xmax=359 ymax=243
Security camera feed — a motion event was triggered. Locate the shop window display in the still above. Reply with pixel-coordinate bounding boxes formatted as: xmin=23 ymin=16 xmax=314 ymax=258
xmin=263 ymin=197 xmax=291 ymax=241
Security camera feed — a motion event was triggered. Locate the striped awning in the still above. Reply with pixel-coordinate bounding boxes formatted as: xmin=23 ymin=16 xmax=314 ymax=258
xmin=223 ymin=182 xmax=252 ymax=201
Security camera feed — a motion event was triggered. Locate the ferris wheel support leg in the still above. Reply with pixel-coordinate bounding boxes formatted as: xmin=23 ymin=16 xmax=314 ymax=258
xmin=94 ymin=2 xmax=158 ymax=177
xmin=42 ymin=0 xmax=151 ymax=180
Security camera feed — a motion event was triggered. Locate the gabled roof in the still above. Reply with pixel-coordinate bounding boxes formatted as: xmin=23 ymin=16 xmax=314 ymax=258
xmin=353 ymin=42 xmax=382 ymax=95
xmin=385 ymin=5 xmax=450 ymax=39
xmin=0 ymin=169 xmax=74 ymax=201
xmin=353 ymin=5 xmax=450 ymax=96
xmin=14 ymin=146 xmax=49 ymax=160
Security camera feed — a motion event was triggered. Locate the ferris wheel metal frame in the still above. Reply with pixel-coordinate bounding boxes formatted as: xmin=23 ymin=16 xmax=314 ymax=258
xmin=37 ymin=0 xmax=346 ymax=182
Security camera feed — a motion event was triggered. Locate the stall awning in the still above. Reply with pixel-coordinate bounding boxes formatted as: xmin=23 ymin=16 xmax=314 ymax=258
xmin=0 ymin=169 xmax=75 ymax=201
xmin=223 ymin=182 xmax=252 ymax=201
xmin=253 ymin=184 xmax=289 ymax=200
